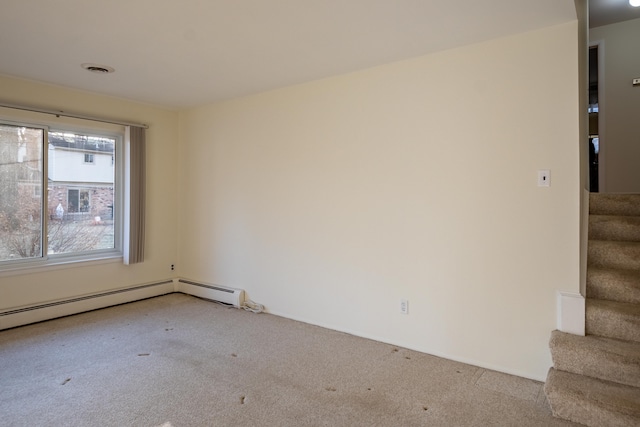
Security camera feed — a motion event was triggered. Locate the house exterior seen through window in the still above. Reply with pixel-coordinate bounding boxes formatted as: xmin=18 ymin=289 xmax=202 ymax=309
xmin=0 ymin=123 xmax=120 ymax=264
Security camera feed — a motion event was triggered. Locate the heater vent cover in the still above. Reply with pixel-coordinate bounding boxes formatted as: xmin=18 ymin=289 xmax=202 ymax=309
xmin=176 ymin=279 xmax=245 ymax=307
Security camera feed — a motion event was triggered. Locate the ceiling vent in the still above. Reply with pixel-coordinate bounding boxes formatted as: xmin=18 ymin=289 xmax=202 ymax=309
xmin=81 ymin=63 xmax=115 ymax=74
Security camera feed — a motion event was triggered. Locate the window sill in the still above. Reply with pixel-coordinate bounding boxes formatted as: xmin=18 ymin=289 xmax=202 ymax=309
xmin=0 ymin=253 xmax=123 ymax=278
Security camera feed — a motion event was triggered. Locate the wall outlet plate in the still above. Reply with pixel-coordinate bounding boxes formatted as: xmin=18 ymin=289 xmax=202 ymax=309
xmin=633 ymin=78 xmax=640 ymax=86
xmin=400 ymin=299 xmax=409 ymax=314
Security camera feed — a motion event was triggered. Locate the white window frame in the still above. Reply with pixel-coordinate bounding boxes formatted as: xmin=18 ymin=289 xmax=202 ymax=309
xmin=0 ymin=119 xmax=124 ymax=273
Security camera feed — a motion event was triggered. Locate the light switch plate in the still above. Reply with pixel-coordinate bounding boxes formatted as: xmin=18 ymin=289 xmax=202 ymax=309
xmin=538 ymin=170 xmax=550 ymax=187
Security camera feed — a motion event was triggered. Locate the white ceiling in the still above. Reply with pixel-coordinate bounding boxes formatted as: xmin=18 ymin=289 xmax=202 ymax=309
xmin=0 ymin=1 xmax=577 ymax=110
xmin=590 ymin=0 xmax=640 ymax=28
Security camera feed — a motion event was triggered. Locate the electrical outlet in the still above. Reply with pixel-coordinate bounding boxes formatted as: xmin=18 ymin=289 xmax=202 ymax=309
xmin=400 ymin=299 xmax=409 ymax=315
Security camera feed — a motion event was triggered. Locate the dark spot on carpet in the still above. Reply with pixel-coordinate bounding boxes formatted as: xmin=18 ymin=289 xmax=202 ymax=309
xmin=325 ymin=387 xmax=337 ymax=392
xmin=423 ymin=406 xmax=429 ymax=411
xmin=138 ymin=353 xmax=150 ymax=357
xmin=367 ymin=388 xmax=372 ymax=391
xmin=456 ymin=370 xmax=462 ymax=373
xmin=61 ymin=378 xmax=71 ymax=385
xmin=165 ymin=328 xmax=173 ymax=331
xmin=231 ymin=353 xmax=237 ymax=357
xmin=405 ymin=356 xmax=411 ymax=360
xmin=392 ymin=348 xmax=399 ymax=353
xmin=240 ymin=396 xmax=245 ymax=404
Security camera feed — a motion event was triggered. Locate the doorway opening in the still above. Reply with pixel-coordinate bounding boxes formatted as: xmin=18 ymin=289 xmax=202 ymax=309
xmin=588 ymin=45 xmax=599 ymax=193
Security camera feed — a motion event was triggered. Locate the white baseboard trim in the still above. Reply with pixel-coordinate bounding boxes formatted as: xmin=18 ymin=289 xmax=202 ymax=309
xmin=0 ymin=280 xmax=174 ymax=330
xmin=557 ymin=291 xmax=585 ymax=336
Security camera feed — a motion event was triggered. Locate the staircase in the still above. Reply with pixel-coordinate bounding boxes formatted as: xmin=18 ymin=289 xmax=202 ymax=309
xmin=545 ymin=193 xmax=640 ymax=427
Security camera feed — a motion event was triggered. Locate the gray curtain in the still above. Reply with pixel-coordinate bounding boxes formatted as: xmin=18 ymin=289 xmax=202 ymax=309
xmin=127 ymin=126 xmax=146 ymax=264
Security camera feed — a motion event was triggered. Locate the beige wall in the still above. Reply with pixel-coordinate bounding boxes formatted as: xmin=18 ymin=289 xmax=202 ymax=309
xmin=179 ymin=22 xmax=581 ymax=380
xmin=590 ymin=18 xmax=640 ymax=193
xmin=0 ymin=76 xmax=179 ymax=308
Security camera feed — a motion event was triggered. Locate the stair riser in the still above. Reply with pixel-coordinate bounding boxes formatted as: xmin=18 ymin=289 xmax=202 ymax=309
xmin=586 ymin=310 xmax=640 ymax=343
xmin=588 ymin=242 xmax=640 ymax=270
xmin=589 ymin=216 xmax=640 ymax=242
xmin=587 ymin=270 xmax=640 ymax=305
xmin=549 ymin=333 xmax=640 ymax=388
xmin=590 ymin=194 xmax=640 ymax=216
xmin=545 ymin=368 xmax=640 ymax=427
xmin=551 ymin=356 xmax=640 ymax=388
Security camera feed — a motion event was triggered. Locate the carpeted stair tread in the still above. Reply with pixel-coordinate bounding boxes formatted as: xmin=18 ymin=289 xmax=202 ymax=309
xmin=545 ymin=368 xmax=640 ymax=427
xmin=586 ymin=298 xmax=640 ymax=342
xmin=587 ymin=240 xmax=640 ymax=270
xmin=549 ymin=330 xmax=640 ymax=388
xmin=590 ymin=194 xmax=640 ymax=216
xmin=587 ymin=268 xmax=640 ymax=304
xmin=589 ymin=215 xmax=640 ymax=241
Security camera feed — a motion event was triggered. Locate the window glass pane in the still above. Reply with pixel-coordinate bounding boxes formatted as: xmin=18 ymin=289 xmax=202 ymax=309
xmin=0 ymin=124 xmax=43 ymax=261
xmin=67 ymin=189 xmax=79 ymax=213
xmin=48 ymin=131 xmax=115 ymax=255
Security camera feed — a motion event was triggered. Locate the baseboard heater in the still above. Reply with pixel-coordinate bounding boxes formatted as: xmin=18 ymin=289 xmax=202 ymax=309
xmin=0 ymin=280 xmax=175 ymax=331
xmin=176 ymin=279 xmax=245 ymax=308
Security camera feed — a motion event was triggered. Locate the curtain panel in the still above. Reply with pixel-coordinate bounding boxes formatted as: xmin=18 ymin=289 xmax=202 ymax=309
xmin=124 ymin=126 xmax=146 ymax=264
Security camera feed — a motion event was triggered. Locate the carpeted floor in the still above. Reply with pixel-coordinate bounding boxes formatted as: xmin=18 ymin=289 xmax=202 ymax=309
xmin=0 ymin=294 xmax=577 ymax=426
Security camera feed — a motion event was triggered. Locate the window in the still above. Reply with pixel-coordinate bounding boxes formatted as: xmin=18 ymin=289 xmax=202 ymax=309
xmin=0 ymin=123 xmax=44 ymax=261
xmin=0 ymin=122 xmax=121 ymax=266
xmin=67 ymin=189 xmax=91 ymax=213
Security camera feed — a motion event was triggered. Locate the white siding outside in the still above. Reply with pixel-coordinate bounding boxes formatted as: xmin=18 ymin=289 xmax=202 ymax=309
xmin=48 ymin=146 xmax=114 ymax=184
